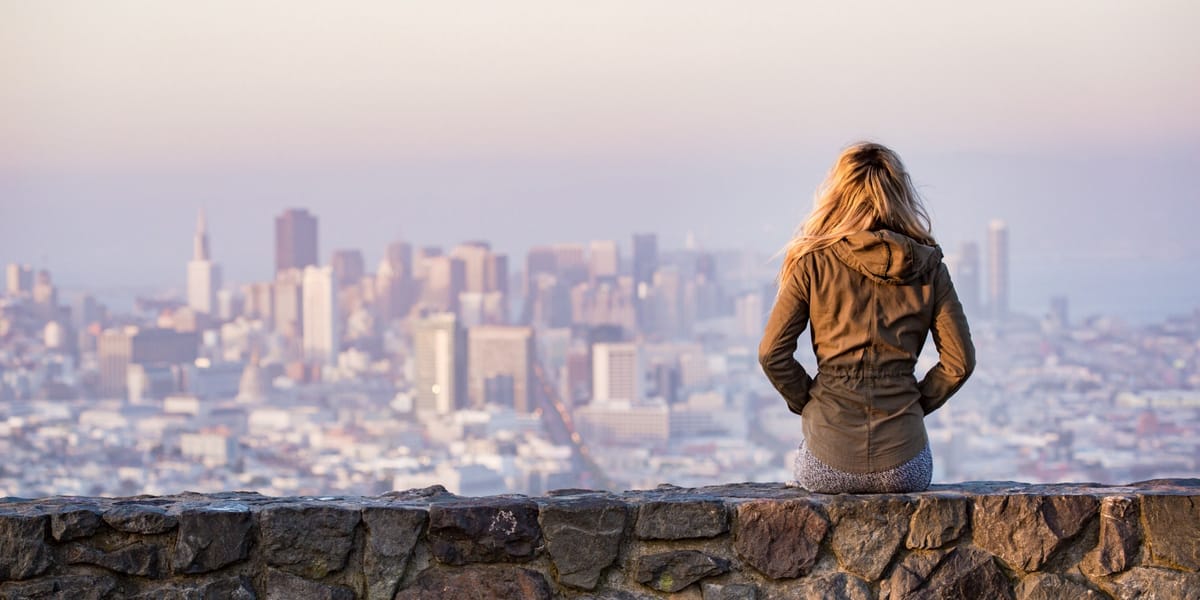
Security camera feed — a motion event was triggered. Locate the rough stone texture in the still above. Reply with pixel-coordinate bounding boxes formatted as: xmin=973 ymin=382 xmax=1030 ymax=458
xmin=172 ymin=505 xmax=253 ymax=574
xmin=1015 ymin=573 xmax=1106 ymax=600
xmin=540 ymin=494 xmax=628 ymax=590
xmin=972 ymin=494 xmax=1099 ymax=572
xmin=1082 ymin=495 xmax=1140 ymax=577
xmin=66 ymin=541 xmax=165 ymax=578
xmin=735 ymin=499 xmax=828 ymax=579
xmin=1141 ymin=494 xmax=1200 ymax=571
xmin=828 ymin=497 xmax=914 ymax=580
xmin=258 ymin=503 xmax=361 ymax=579
xmin=907 ymin=495 xmax=968 ymax=549
xmin=362 ymin=505 xmax=427 ymax=600
xmin=428 ymin=497 xmax=541 ymax=565
xmin=0 ymin=514 xmax=51 ymax=581
xmin=881 ymin=549 xmax=950 ymax=600
xmin=0 ymin=574 xmax=117 ymax=600
xmin=1 ymin=481 xmax=1199 ymax=600
xmin=394 ymin=566 xmax=553 ymax=600
xmin=634 ymin=497 xmax=729 ymax=540
xmin=632 ymin=550 xmax=731 ymax=593
xmin=795 ymin=572 xmax=872 ymax=600
xmin=703 ymin=582 xmax=758 ymax=600
xmin=103 ymin=504 xmax=178 ymax=534
xmin=49 ymin=505 xmax=103 ymax=541
xmin=264 ymin=568 xmax=355 ymax=600
xmin=135 ymin=576 xmax=256 ymax=600
xmin=1109 ymin=566 xmax=1200 ymax=600
xmin=923 ymin=547 xmax=1014 ymax=600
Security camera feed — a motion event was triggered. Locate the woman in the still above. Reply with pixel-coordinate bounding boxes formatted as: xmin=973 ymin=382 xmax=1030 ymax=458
xmin=759 ymin=142 xmax=975 ymax=493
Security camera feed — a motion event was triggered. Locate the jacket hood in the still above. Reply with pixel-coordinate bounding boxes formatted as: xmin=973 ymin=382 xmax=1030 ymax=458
xmin=831 ymin=230 xmax=943 ymax=285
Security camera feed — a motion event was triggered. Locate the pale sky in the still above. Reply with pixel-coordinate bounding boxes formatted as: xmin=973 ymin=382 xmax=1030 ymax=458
xmin=2 ymin=1 xmax=1199 ymax=320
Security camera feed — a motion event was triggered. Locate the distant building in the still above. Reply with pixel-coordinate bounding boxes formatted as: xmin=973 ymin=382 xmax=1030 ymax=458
xmin=273 ymin=269 xmax=304 ymax=346
xmin=302 ymin=265 xmax=340 ymax=365
xmin=632 ymin=233 xmax=658 ymax=331
xmin=98 ymin=326 xmax=198 ymax=398
xmin=275 ymin=208 xmax=318 ymax=275
xmin=589 ymin=240 xmax=619 ymax=281
xmin=421 ymin=256 xmax=466 ymax=313
xmin=413 ymin=313 xmax=465 ymax=415
xmin=330 ymin=249 xmax=365 ymax=290
xmin=187 ymin=209 xmax=222 ymax=315
xmin=5 ymin=264 xmax=32 ymax=297
xmin=592 ymin=342 xmax=641 ymax=404
xmin=988 ymin=220 xmax=1009 ymax=320
xmin=953 ymin=241 xmax=981 ymax=317
xmin=467 ymin=325 xmax=535 ymax=412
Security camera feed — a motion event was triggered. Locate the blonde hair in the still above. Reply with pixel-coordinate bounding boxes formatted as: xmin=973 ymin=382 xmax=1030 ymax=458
xmin=779 ymin=142 xmax=935 ymax=282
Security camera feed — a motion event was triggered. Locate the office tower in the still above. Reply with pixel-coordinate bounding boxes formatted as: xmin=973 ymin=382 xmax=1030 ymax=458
xmin=553 ymin=243 xmax=588 ymax=286
xmin=954 ymin=242 xmax=981 ymax=316
xmin=485 ymin=253 xmax=508 ymax=295
xmin=187 ymin=209 xmax=222 ymax=315
xmin=734 ymin=292 xmax=764 ymax=339
xmin=302 ymin=265 xmax=340 ymax=365
xmin=422 ymin=256 xmax=466 ymax=313
xmin=97 ymin=328 xmax=135 ymax=397
xmin=330 ymin=249 xmax=365 ymax=290
xmin=467 ymin=325 xmax=535 ymax=412
xmin=242 ymin=282 xmax=275 ymax=325
xmin=386 ymin=241 xmax=414 ymax=282
xmin=275 ymin=208 xmax=318 ymax=275
xmin=988 ymin=220 xmax=1009 ymax=320
xmin=592 ymin=342 xmax=641 ymax=403
xmin=653 ymin=266 xmax=685 ymax=339
xmin=273 ymin=268 xmax=304 ymax=343
xmin=31 ymin=270 xmax=58 ymax=320
xmin=452 ymin=241 xmax=492 ymax=293
xmin=632 ymin=234 xmax=658 ymax=331
xmin=98 ymin=326 xmax=199 ymax=398
xmin=413 ymin=246 xmax=444 ymax=281
xmin=589 ymin=240 xmax=619 ymax=281
xmin=413 ymin=313 xmax=465 ymax=415
xmin=525 ymin=246 xmax=557 ymax=294
xmin=5 ymin=264 xmax=33 ymax=296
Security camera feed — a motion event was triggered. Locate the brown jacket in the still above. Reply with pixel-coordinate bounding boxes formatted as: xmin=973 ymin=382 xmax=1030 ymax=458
xmin=759 ymin=229 xmax=975 ymax=473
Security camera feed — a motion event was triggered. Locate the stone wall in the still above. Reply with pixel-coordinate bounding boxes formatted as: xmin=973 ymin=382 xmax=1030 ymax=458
xmin=1 ymin=480 xmax=1198 ymax=599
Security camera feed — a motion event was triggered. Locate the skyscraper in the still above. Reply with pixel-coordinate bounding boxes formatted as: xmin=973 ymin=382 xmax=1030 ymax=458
xmin=187 ymin=209 xmax=222 ymax=315
xmin=275 ymin=208 xmax=318 ymax=275
xmin=330 ymin=249 xmax=365 ymax=290
xmin=589 ymin=240 xmax=619 ymax=282
xmin=452 ymin=241 xmax=492 ymax=293
xmin=954 ymin=241 xmax=981 ymax=317
xmin=301 ymin=265 xmax=340 ymax=365
xmin=592 ymin=342 xmax=641 ymax=403
xmin=987 ymin=220 xmax=1009 ymax=320
xmin=5 ymin=264 xmax=32 ymax=297
xmin=413 ymin=313 xmax=465 ymax=415
xmin=467 ymin=325 xmax=535 ymax=412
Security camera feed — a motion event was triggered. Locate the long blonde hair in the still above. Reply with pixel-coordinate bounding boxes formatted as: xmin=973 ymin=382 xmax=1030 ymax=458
xmin=780 ymin=142 xmax=935 ymax=282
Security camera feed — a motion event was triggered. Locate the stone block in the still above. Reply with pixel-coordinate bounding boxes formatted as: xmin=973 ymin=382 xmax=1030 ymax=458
xmin=797 ymin=572 xmax=872 ymax=600
xmin=1015 ymin=573 xmax=1106 ymax=600
xmin=633 ymin=550 xmax=731 ymax=593
xmin=103 ymin=504 xmax=178 ymax=535
xmin=734 ymin=499 xmax=827 ymax=580
xmin=0 ymin=514 xmax=50 ymax=581
xmin=65 ymin=541 xmax=165 ymax=578
xmin=362 ymin=505 xmax=428 ymax=600
xmin=973 ymin=494 xmax=1098 ymax=572
xmin=172 ymin=504 xmax=253 ymax=574
xmin=634 ymin=498 xmax=729 ymax=540
xmin=49 ymin=505 xmax=103 ymax=542
xmin=428 ymin=497 xmax=541 ymax=565
xmin=703 ymin=582 xmax=758 ymax=600
xmin=1110 ymin=566 xmax=1200 ymax=600
xmin=258 ymin=503 xmax=361 ymax=579
xmin=907 ymin=495 xmax=968 ymax=549
xmin=0 ymin=574 xmax=116 ymax=600
xmin=1082 ymin=495 xmax=1139 ymax=577
xmin=540 ymin=495 xmax=628 ymax=590
xmin=394 ymin=566 xmax=553 ymax=600
xmin=828 ymin=497 xmax=913 ymax=580
xmin=1141 ymin=494 xmax=1200 ymax=571
xmin=264 ymin=568 xmax=355 ymax=600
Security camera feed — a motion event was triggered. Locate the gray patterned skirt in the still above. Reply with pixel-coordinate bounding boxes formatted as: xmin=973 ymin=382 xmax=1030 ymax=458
xmin=792 ymin=439 xmax=932 ymax=494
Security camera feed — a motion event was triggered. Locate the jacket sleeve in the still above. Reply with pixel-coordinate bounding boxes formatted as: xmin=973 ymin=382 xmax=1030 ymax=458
xmin=758 ymin=259 xmax=814 ymax=415
xmin=918 ymin=263 xmax=976 ymax=415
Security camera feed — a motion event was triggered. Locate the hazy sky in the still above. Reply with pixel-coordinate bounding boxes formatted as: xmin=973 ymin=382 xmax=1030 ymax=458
xmin=2 ymin=1 xmax=1198 ymax=319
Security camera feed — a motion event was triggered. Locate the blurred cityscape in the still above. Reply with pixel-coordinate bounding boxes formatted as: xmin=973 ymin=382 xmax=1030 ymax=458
xmin=1 ymin=208 xmax=1197 ymax=498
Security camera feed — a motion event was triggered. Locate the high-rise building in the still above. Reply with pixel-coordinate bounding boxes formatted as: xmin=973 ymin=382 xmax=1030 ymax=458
xmin=187 ymin=209 xmax=222 ymax=315
xmin=953 ymin=242 xmax=981 ymax=317
xmin=452 ymin=242 xmax=492 ymax=293
xmin=413 ymin=313 xmax=465 ymax=415
xmin=5 ymin=264 xmax=33 ymax=297
xmin=422 ymin=256 xmax=466 ymax=313
xmin=386 ymin=241 xmax=414 ymax=282
xmin=592 ymin=342 xmax=641 ymax=404
xmin=467 ymin=325 xmax=535 ymax=412
xmin=273 ymin=268 xmax=304 ymax=344
xmin=275 ymin=208 xmax=318 ymax=275
xmin=98 ymin=326 xmax=199 ymax=398
xmin=589 ymin=240 xmax=619 ymax=281
xmin=330 ymin=249 xmax=365 ymax=290
xmin=301 ymin=265 xmax=340 ymax=365
xmin=632 ymin=234 xmax=658 ymax=331
xmin=987 ymin=220 xmax=1009 ymax=320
